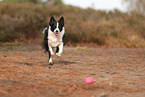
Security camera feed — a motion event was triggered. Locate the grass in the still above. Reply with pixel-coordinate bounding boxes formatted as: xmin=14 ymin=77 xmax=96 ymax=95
xmin=0 ymin=42 xmax=27 ymax=51
xmin=0 ymin=46 xmax=15 ymax=51
xmin=76 ymin=46 xmax=90 ymax=50
xmin=1 ymin=42 xmax=24 ymax=46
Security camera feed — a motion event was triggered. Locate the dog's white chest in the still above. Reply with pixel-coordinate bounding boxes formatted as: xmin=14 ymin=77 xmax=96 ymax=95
xmin=48 ymin=31 xmax=62 ymax=47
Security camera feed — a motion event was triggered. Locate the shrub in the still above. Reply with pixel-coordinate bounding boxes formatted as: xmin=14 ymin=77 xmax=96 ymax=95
xmin=0 ymin=2 xmax=145 ymax=47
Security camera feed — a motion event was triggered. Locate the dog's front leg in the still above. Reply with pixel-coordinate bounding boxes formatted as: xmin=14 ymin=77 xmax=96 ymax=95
xmin=49 ymin=46 xmax=54 ymax=55
xmin=48 ymin=46 xmax=54 ymax=65
xmin=56 ymin=43 xmax=63 ymax=57
xmin=48 ymin=51 xmax=53 ymax=65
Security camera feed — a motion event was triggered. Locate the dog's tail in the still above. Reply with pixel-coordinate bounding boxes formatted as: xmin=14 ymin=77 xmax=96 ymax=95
xmin=42 ymin=27 xmax=47 ymax=34
xmin=41 ymin=27 xmax=49 ymax=53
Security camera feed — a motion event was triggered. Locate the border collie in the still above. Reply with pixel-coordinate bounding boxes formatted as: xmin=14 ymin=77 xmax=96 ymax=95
xmin=42 ymin=16 xmax=65 ymax=65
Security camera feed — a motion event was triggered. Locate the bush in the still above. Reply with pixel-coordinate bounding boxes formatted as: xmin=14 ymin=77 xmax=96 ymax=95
xmin=0 ymin=2 xmax=145 ymax=47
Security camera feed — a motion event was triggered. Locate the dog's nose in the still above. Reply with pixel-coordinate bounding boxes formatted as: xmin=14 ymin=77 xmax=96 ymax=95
xmin=56 ymin=30 xmax=58 ymax=32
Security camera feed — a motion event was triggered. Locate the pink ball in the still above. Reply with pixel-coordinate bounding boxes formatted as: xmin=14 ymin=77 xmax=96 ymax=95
xmin=85 ymin=77 xmax=94 ymax=84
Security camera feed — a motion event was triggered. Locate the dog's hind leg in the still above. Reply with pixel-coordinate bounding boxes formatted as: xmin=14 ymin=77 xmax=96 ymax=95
xmin=56 ymin=47 xmax=59 ymax=54
xmin=56 ymin=43 xmax=63 ymax=57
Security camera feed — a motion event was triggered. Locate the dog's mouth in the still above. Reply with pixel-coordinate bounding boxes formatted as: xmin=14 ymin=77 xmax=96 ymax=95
xmin=55 ymin=33 xmax=58 ymax=36
xmin=54 ymin=30 xmax=59 ymax=36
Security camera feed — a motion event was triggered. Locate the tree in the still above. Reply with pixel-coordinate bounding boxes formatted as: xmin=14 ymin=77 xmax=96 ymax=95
xmin=3 ymin=0 xmax=43 ymax=3
xmin=3 ymin=0 xmax=63 ymax=4
xmin=47 ymin=0 xmax=63 ymax=5
xmin=125 ymin=0 xmax=145 ymax=14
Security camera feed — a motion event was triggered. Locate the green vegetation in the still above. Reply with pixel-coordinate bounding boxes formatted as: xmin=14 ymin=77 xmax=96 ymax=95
xmin=1 ymin=42 xmax=24 ymax=46
xmin=2 ymin=0 xmax=64 ymax=5
xmin=3 ymin=0 xmax=43 ymax=3
xmin=0 ymin=2 xmax=145 ymax=47
xmin=76 ymin=46 xmax=90 ymax=51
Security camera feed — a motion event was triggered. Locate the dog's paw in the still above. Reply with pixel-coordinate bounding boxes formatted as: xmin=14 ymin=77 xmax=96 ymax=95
xmin=51 ymin=52 xmax=54 ymax=56
xmin=56 ymin=53 xmax=62 ymax=57
xmin=49 ymin=62 xmax=53 ymax=65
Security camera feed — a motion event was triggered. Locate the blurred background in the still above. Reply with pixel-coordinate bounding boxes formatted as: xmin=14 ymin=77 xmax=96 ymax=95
xmin=0 ymin=0 xmax=145 ymax=47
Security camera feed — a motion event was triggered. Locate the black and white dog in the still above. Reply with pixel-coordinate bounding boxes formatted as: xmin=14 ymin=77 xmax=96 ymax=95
xmin=42 ymin=16 xmax=65 ymax=65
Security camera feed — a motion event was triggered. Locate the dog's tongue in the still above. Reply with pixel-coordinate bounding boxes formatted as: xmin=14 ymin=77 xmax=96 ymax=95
xmin=56 ymin=34 xmax=58 ymax=36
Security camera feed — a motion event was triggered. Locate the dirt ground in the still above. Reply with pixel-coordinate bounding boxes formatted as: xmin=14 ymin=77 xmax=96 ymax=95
xmin=0 ymin=45 xmax=145 ymax=97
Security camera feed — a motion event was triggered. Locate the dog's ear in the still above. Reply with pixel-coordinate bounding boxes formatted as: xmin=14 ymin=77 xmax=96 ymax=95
xmin=49 ymin=16 xmax=56 ymax=26
xmin=58 ymin=16 xmax=64 ymax=26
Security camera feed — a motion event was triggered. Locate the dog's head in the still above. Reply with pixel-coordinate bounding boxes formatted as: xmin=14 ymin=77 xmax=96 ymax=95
xmin=49 ymin=16 xmax=64 ymax=36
